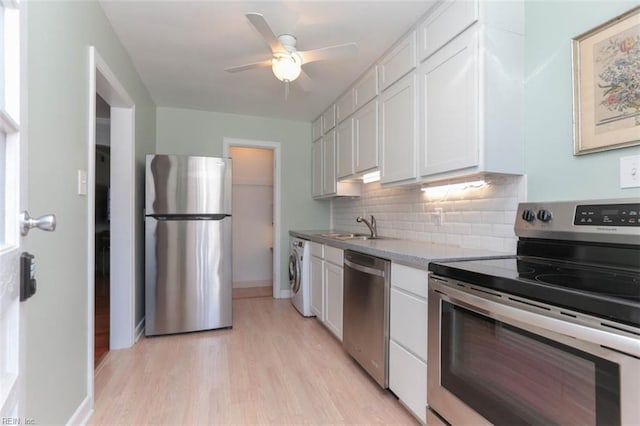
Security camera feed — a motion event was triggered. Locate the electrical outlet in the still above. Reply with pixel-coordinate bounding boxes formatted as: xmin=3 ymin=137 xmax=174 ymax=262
xmin=620 ymin=155 xmax=640 ymax=189
xmin=434 ymin=208 xmax=444 ymax=226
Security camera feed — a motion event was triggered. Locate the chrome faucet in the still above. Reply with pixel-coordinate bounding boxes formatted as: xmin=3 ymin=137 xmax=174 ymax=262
xmin=356 ymin=215 xmax=377 ymax=238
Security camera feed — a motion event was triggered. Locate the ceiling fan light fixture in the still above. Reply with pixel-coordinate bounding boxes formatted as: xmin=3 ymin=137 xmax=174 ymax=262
xmin=272 ymin=53 xmax=302 ymax=82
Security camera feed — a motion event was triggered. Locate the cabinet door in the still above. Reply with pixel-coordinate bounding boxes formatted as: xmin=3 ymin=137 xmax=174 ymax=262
xmin=322 ymin=130 xmax=337 ymax=195
xmin=336 ymin=89 xmax=355 ymax=123
xmin=417 ymin=0 xmax=478 ymax=61
xmin=419 ymin=29 xmax=478 ymax=177
xmin=311 ymin=139 xmax=323 ymax=197
xmin=389 ymin=340 xmax=427 ymax=423
xmin=310 ymin=255 xmax=324 ymax=320
xmin=390 ymin=287 xmax=427 ymax=360
xmin=311 ymin=116 xmax=323 ymax=141
xmin=379 ymin=31 xmax=417 ymax=91
xmin=322 ymin=104 xmax=336 ymax=133
xmin=324 ymin=262 xmax=343 ymax=341
xmin=354 ymin=67 xmax=378 ymax=111
xmin=336 ymin=118 xmax=354 ymax=179
xmin=380 ymin=72 xmax=417 ymax=184
xmin=353 ymin=99 xmax=379 ymax=173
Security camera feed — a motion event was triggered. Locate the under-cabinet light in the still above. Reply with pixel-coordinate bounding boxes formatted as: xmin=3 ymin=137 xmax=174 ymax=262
xmin=421 ymin=180 xmax=486 ymax=197
xmin=362 ymin=171 xmax=380 ymax=184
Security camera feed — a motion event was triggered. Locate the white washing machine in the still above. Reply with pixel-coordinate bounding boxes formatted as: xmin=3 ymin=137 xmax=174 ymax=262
xmin=289 ymin=237 xmax=313 ymax=317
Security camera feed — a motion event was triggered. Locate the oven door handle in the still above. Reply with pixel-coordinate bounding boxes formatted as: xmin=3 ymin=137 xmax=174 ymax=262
xmin=439 ymin=285 xmax=640 ymax=358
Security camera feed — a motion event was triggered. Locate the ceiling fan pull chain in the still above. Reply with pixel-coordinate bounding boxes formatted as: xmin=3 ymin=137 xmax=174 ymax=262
xmin=284 ymin=81 xmax=290 ymax=101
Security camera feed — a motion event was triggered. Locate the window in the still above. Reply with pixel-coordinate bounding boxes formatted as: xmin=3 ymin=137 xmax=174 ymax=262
xmin=0 ymin=0 xmax=20 ymax=246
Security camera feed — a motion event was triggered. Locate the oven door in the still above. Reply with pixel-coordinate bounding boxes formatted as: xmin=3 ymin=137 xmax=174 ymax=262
xmin=428 ymin=276 xmax=640 ymax=426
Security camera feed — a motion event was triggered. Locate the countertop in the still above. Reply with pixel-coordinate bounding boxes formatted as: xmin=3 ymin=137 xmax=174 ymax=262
xmin=289 ymin=230 xmax=513 ymax=269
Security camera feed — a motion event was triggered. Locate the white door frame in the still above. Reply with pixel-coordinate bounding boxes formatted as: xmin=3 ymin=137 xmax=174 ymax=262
xmin=86 ymin=46 xmax=135 ymax=404
xmin=222 ymin=138 xmax=285 ymax=298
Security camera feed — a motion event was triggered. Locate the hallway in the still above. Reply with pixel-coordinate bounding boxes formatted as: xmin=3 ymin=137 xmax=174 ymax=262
xmin=90 ymin=297 xmax=417 ymax=424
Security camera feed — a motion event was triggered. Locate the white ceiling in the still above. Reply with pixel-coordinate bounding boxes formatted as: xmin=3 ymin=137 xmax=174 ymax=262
xmin=99 ymin=0 xmax=436 ymax=122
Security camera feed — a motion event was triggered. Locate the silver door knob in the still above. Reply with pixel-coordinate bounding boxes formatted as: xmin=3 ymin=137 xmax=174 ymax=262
xmin=20 ymin=211 xmax=56 ymax=236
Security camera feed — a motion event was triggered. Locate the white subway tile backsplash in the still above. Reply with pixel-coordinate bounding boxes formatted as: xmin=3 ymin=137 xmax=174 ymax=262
xmin=331 ymin=175 xmax=526 ymax=253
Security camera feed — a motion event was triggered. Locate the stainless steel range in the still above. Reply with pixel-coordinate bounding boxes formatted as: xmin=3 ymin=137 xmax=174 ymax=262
xmin=427 ymin=199 xmax=640 ymax=425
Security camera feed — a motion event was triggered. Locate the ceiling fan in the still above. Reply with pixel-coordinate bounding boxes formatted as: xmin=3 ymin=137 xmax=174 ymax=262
xmin=225 ymin=13 xmax=358 ymax=96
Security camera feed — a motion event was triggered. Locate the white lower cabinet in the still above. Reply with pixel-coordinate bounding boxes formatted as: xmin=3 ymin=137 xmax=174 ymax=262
xmin=310 ymin=254 xmax=324 ymax=320
xmin=389 ymin=340 xmax=427 ymax=423
xmin=389 ymin=262 xmax=428 ymax=423
xmin=324 ymin=261 xmax=343 ymax=341
xmin=311 ymin=243 xmax=343 ymax=341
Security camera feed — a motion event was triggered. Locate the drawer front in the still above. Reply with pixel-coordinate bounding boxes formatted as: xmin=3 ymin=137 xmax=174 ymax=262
xmin=354 ymin=67 xmax=378 ymax=110
xmin=312 ymin=116 xmax=323 ymax=141
xmin=379 ymin=31 xmax=416 ymax=91
xmin=391 ymin=263 xmax=428 ymax=298
xmin=322 ymin=104 xmax=337 ymax=133
xmin=324 ymin=245 xmax=343 ymax=266
xmin=310 ymin=242 xmax=324 ymax=258
xmin=336 ymin=89 xmax=355 ymax=123
xmin=389 ymin=340 xmax=427 ymax=423
xmin=418 ymin=0 xmax=479 ymax=61
xmin=390 ymin=287 xmax=427 ymax=360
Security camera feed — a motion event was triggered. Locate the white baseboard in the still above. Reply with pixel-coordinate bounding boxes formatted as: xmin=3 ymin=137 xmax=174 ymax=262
xmin=66 ymin=395 xmax=93 ymax=426
xmin=135 ymin=317 xmax=145 ymax=342
xmin=276 ymin=289 xmax=291 ymax=299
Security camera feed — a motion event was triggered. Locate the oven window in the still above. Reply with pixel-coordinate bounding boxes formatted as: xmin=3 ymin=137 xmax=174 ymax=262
xmin=441 ymin=302 xmax=620 ymax=425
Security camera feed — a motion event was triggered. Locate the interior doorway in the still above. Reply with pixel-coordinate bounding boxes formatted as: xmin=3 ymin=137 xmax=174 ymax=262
xmin=223 ymin=138 xmax=283 ymax=299
xmin=94 ymin=95 xmax=111 ymax=366
xmin=229 ymin=146 xmax=274 ymax=299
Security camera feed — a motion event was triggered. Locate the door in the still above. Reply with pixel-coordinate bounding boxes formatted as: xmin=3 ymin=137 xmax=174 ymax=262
xmin=353 ymin=99 xmax=378 ymax=173
xmin=145 ymin=216 xmax=232 ymax=335
xmin=1 ymin=1 xmax=24 ymax=416
xmin=380 ymin=71 xmax=417 ymax=184
xmin=322 ymin=130 xmax=336 ymax=196
xmin=311 ymin=139 xmax=322 ymax=198
xmin=419 ymin=29 xmax=478 ymax=177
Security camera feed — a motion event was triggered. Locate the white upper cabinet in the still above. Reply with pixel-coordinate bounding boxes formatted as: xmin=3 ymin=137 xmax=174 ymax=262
xmin=354 ymin=67 xmax=378 ymax=111
xmin=322 ymin=104 xmax=336 ymax=133
xmin=336 ymin=118 xmax=355 ymax=179
xmin=353 ymin=99 xmax=379 ymax=174
xmin=418 ymin=30 xmax=478 ymax=176
xmin=322 ymin=129 xmax=337 ymax=195
xmin=336 ymin=90 xmax=355 ymax=124
xmin=417 ymin=0 xmax=479 ymax=61
xmin=418 ymin=2 xmax=524 ymax=180
xmin=311 ymin=139 xmax=323 ymax=197
xmin=311 ymin=116 xmax=323 ymax=141
xmin=378 ymin=31 xmax=417 ymax=91
xmin=380 ymin=72 xmax=417 ymax=185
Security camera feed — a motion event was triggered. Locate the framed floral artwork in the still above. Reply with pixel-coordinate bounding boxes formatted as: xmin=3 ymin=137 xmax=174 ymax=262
xmin=572 ymin=6 xmax=640 ymax=155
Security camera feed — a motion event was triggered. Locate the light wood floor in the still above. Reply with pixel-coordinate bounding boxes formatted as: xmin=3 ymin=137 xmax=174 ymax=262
xmin=90 ymin=297 xmax=418 ymax=425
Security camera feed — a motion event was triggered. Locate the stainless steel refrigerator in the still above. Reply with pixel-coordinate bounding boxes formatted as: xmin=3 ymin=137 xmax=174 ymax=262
xmin=145 ymin=154 xmax=232 ymax=336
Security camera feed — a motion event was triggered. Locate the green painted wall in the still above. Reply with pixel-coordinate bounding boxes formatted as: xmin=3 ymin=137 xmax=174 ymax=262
xmin=25 ymin=1 xmax=155 ymax=422
xmin=155 ymin=107 xmax=331 ymax=291
xmin=525 ymin=0 xmax=640 ymax=201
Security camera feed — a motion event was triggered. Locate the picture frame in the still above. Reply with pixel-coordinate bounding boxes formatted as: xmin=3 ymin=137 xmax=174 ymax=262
xmin=572 ymin=6 xmax=640 ymax=155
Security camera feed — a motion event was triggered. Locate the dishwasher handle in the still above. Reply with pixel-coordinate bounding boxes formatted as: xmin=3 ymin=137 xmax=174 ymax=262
xmin=344 ymin=258 xmax=386 ymax=277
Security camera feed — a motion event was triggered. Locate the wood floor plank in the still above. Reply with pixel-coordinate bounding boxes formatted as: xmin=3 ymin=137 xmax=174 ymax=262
xmin=90 ymin=297 xmax=419 ymax=425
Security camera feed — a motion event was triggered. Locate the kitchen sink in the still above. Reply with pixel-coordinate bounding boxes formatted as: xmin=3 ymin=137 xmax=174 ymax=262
xmin=320 ymin=232 xmax=384 ymax=241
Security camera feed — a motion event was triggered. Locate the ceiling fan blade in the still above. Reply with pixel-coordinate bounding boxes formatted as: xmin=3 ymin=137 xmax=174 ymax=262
xmin=296 ymin=70 xmax=313 ymax=92
xmin=225 ymin=59 xmax=272 ymax=73
xmin=299 ymin=42 xmax=358 ymax=64
xmin=246 ymin=13 xmax=286 ymax=54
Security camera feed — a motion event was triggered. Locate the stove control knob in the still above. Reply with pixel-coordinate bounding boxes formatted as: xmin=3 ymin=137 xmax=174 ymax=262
xmin=522 ymin=209 xmax=536 ymax=222
xmin=537 ymin=209 xmax=553 ymax=222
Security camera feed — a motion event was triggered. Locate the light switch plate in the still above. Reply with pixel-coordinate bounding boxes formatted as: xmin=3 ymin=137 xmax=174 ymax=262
xmin=620 ymin=155 xmax=640 ymax=189
xmin=77 ymin=169 xmax=87 ymax=195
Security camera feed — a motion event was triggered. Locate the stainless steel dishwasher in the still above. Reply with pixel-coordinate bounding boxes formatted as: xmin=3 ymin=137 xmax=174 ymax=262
xmin=342 ymin=250 xmax=391 ymax=388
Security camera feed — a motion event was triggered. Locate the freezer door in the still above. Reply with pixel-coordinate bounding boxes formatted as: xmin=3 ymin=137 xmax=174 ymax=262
xmin=145 ymin=216 xmax=232 ymax=335
xmin=146 ymin=154 xmax=232 ymax=215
